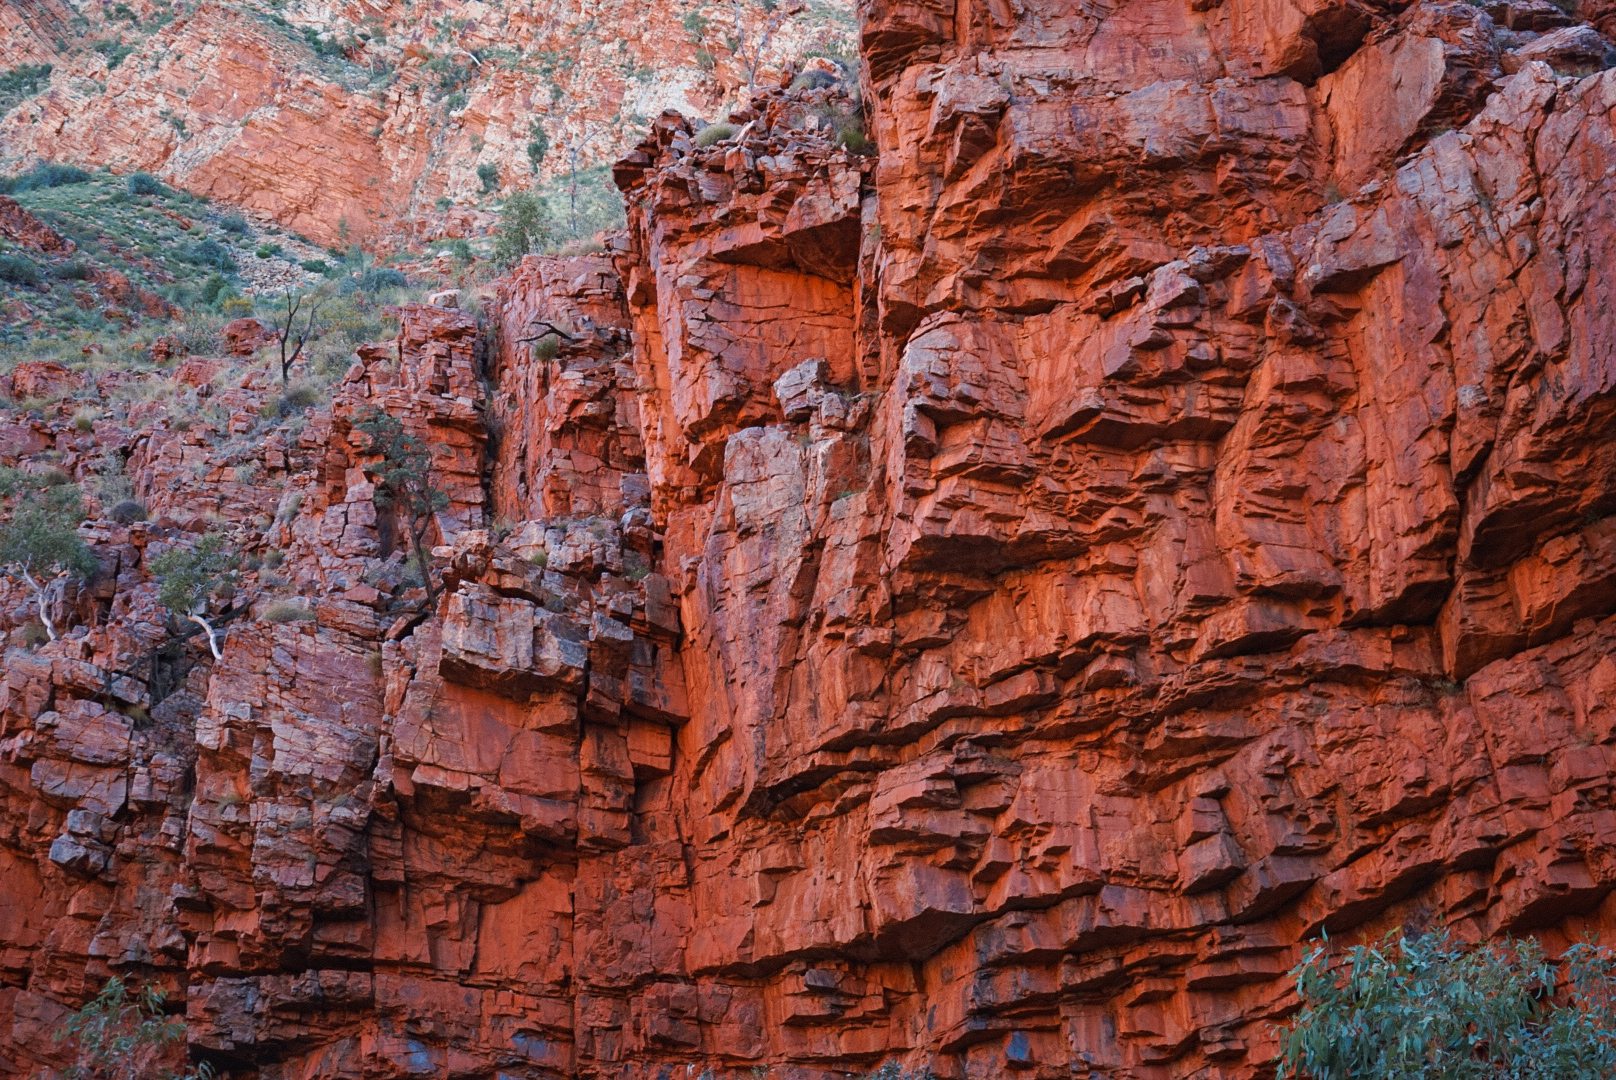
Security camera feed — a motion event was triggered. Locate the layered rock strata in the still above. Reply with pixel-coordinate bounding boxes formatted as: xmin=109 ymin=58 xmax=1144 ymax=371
xmin=2 ymin=2 xmax=1616 ymax=1080
xmin=0 ymin=0 xmax=854 ymax=247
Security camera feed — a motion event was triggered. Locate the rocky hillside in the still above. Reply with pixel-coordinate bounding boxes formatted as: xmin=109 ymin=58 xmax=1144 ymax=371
xmin=0 ymin=0 xmax=855 ymax=248
xmin=2 ymin=1 xmax=1616 ymax=1080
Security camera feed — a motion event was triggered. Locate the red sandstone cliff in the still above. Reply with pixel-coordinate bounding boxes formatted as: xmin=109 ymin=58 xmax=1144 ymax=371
xmin=0 ymin=0 xmax=854 ymax=247
xmin=3 ymin=1 xmax=1616 ymax=1079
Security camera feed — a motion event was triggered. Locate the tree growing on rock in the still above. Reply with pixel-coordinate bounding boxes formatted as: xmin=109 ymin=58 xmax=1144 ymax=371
xmin=1280 ymin=928 xmax=1616 ymax=1079
xmin=724 ymin=0 xmax=806 ymax=97
xmin=267 ymin=285 xmax=334 ymax=384
xmin=353 ymin=409 xmax=448 ymax=609
xmin=492 ymin=190 xmax=552 ymax=265
xmin=149 ymin=532 xmax=239 ymax=660
xmin=0 ymin=483 xmax=97 ymax=642
xmin=56 ymin=975 xmax=212 ymax=1080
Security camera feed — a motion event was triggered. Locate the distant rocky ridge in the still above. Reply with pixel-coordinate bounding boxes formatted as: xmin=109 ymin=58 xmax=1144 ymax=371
xmin=0 ymin=0 xmax=855 ymax=247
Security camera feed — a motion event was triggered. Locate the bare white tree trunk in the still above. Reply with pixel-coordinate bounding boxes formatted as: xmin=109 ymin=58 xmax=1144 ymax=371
xmin=188 ymin=613 xmax=224 ymax=660
xmin=18 ymin=566 xmax=57 ymax=641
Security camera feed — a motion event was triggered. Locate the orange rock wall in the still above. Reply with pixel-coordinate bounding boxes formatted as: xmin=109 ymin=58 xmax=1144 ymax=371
xmin=0 ymin=0 xmax=854 ymax=248
xmin=2 ymin=2 xmax=1616 ymax=1080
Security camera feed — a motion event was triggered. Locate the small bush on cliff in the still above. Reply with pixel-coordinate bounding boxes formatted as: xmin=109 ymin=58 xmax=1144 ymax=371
xmin=92 ymin=38 xmax=135 ymax=70
xmin=0 ymin=254 xmax=43 ymax=287
xmin=261 ymin=601 xmax=315 ymax=623
xmin=492 ymin=190 xmax=551 ymax=265
xmin=150 ymin=532 xmax=240 ymax=660
xmin=0 ymin=482 xmax=95 ymax=642
xmin=263 ymin=383 xmax=322 ymax=419
xmin=56 ymin=976 xmax=210 ymax=1080
xmin=359 ymin=267 xmax=406 ymax=291
xmin=0 ymin=162 xmax=88 ymax=195
xmin=477 ymin=162 xmax=501 ymax=194
xmin=694 ymin=122 xmax=736 ymax=147
xmin=526 ymin=119 xmax=549 ymax=174
xmin=1279 ymin=929 xmax=1616 ymax=1080
xmin=353 ymin=409 xmax=448 ymax=609
xmin=0 ymin=64 xmax=52 ymax=110
xmin=790 ymin=68 xmax=839 ymax=91
xmin=816 ymin=103 xmax=873 ymax=155
xmin=127 ymin=172 xmax=164 ymax=197
xmin=185 ymin=238 xmax=235 ymax=272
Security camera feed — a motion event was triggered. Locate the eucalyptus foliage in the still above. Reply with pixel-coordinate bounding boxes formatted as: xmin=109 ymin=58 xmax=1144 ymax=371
xmin=491 ymin=189 xmax=552 ymax=265
xmin=0 ymin=481 xmax=95 ymax=640
xmin=55 ymin=976 xmax=210 ymax=1080
xmin=148 ymin=532 xmax=239 ymax=659
xmin=1281 ymin=929 xmax=1616 ymax=1080
xmin=353 ymin=409 xmax=448 ymax=608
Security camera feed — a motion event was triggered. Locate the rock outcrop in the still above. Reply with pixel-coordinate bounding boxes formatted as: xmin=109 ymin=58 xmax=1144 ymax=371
xmin=3 ymin=1 xmax=1616 ymax=1079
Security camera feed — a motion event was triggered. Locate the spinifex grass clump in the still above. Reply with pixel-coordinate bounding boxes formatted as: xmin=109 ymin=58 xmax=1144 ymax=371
xmin=1280 ymin=928 xmax=1616 ymax=1080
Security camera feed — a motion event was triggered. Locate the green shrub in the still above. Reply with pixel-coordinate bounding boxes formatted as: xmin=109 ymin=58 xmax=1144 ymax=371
xmin=149 ymin=531 xmax=239 ymax=659
xmin=0 ymin=484 xmax=95 ymax=641
xmin=219 ymin=212 xmax=249 ymax=235
xmin=93 ymin=39 xmax=135 ymax=69
xmin=187 ymin=238 xmax=236 ymax=271
xmin=0 ymin=162 xmax=89 ymax=194
xmin=0 ymin=254 xmax=42 ymax=287
xmin=301 ymin=259 xmax=330 ymax=274
xmin=790 ymin=69 xmax=838 ymax=90
xmin=301 ymin=27 xmax=347 ymax=58
xmin=817 ymin=106 xmax=873 ymax=155
xmin=50 ymin=259 xmax=90 ymax=280
xmin=126 ymin=171 xmax=164 ymax=196
xmin=261 ymin=601 xmax=316 ymax=623
xmin=526 ymin=120 xmax=549 ymax=174
xmin=694 ymin=122 xmax=735 ymax=147
xmin=492 ymin=190 xmax=551 ymax=264
xmin=449 ymin=238 xmax=473 ymax=263
xmin=1280 ymin=929 xmax=1616 ymax=1080
xmin=255 ymin=242 xmax=283 ymax=259
xmin=270 ymin=384 xmax=322 ymax=417
xmin=477 ymin=162 xmax=501 ymax=193
xmin=199 ymin=273 xmax=232 ymax=307
xmin=539 ymin=163 xmax=625 ymax=245
xmin=55 ymin=977 xmax=211 ymax=1080
xmin=358 ymin=267 xmax=406 ymax=291
xmin=0 ymin=63 xmax=52 ymax=102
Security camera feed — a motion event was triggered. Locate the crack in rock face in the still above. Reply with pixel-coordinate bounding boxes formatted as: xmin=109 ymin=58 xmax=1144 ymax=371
xmin=2 ymin=0 xmax=1616 ymax=1078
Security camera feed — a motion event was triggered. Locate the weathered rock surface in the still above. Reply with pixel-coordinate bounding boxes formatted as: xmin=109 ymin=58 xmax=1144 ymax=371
xmin=3 ymin=1 xmax=1616 ymax=1079
xmin=0 ymin=0 xmax=854 ymax=247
